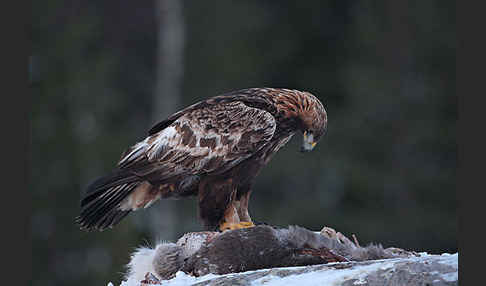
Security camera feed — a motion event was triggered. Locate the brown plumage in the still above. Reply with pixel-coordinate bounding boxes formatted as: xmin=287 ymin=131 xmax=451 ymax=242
xmin=76 ymin=88 xmax=328 ymax=231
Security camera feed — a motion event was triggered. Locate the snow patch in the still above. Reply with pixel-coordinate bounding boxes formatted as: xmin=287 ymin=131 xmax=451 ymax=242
xmin=352 ymin=277 xmax=367 ymax=285
xmin=250 ymin=261 xmax=396 ymax=286
xmin=436 ymin=253 xmax=458 ymax=267
xmin=155 ymin=271 xmax=219 ymax=286
xmin=114 ymin=271 xmax=220 ymax=286
xmin=441 ymin=271 xmax=458 ymax=282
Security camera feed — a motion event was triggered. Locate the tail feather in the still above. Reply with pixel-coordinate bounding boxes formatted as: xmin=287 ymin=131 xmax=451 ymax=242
xmin=81 ymin=183 xmax=130 ymax=218
xmin=76 ymin=169 xmax=142 ymax=231
xmin=80 ymin=170 xmax=139 ymax=206
xmin=95 ymin=208 xmax=131 ymax=231
xmin=79 ymin=185 xmax=132 ymax=229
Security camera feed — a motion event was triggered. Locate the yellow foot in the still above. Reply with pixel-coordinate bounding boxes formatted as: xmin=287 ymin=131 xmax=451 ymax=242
xmin=219 ymin=221 xmax=255 ymax=231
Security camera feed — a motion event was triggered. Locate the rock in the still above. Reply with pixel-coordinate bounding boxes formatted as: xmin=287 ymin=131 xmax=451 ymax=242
xmin=187 ymin=253 xmax=458 ymax=286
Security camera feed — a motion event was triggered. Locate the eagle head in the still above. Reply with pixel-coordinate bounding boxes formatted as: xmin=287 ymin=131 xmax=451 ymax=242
xmin=298 ymin=93 xmax=327 ymax=152
xmin=272 ymin=89 xmax=328 ymax=152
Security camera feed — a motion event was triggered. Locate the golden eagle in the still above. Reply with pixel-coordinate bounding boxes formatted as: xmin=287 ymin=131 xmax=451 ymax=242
xmin=76 ymin=88 xmax=327 ymax=231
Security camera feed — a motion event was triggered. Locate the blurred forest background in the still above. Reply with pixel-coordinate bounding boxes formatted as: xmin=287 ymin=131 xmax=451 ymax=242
xmin=31 ymin=1 xmax=456 ymax=285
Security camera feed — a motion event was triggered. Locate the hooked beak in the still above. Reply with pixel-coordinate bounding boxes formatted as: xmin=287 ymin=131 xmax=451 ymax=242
xmin=301 ymin=131 xmax=317 ymax=152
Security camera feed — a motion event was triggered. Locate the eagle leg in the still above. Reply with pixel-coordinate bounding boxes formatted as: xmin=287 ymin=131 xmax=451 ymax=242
xmin=198 ymin=177 xmax=256 ymax=231
xmin=219 ymin=198 xmax=240 ymax=230
xmin=236 ymin=190 xmax=253 ymax=223
xmin=220 ymin=191 xmax=255 ymax=231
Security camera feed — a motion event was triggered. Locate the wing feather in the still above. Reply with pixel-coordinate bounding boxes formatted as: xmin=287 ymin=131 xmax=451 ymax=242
xmin=118 ymin=101 xmax=276 ymax=183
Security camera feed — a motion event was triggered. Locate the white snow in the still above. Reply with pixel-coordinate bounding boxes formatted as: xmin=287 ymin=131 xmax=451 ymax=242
xmin=436 ymin=253 xmax=459 ymax=282
xmin=117 ymin=271 xmax=220 ymax=286
xmin=250 ymin=261 xmax=396 ymax=286
xmin=437 ymin=253 xmax=459 ymax=267
xmin=441 ymin=271 xmax=458 ymax=282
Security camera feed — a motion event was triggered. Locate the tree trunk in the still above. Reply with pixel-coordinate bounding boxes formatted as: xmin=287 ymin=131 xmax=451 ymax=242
xmin=149 ymin=0 xmax=185 ymax=239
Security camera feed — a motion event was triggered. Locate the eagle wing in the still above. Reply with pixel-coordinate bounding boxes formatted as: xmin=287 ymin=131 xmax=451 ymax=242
xmin=117 ymin=101 xmax=276 ymax=183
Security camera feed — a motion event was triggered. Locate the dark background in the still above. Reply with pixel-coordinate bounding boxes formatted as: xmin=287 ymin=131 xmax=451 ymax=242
xmin=31 ymin=1 xmax=456 ymax=285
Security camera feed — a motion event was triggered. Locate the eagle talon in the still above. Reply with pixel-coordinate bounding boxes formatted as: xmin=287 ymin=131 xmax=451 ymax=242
xmin=219 ymin=221 xmax=255 ymax=231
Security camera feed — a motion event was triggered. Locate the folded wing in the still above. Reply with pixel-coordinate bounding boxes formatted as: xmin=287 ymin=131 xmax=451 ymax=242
xmin=118 ymin=101 xmax=276 ymax=184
